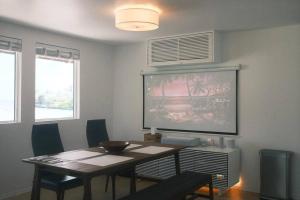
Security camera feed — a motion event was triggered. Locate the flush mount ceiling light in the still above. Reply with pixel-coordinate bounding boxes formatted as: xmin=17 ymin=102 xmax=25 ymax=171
xmin=115 ymin=4 xmax=161 ymax=31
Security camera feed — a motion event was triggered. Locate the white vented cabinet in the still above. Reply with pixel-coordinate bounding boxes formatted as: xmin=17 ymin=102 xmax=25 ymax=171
xmin=147 ymin=31 xmax=221 ymax=67
xmin=136 ymin=146 xmax=240 ymax=191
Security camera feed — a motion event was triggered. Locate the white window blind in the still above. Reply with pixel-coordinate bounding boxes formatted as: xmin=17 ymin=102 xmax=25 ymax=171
xmin=36 ymin=43 xmax=80 ymax=60
xmin=0 ymin=35 xmax=22 ymax=52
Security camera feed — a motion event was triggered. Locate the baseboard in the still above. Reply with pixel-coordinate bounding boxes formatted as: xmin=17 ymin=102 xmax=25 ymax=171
xmin=0 ymin=186 xmax=31 ymax=200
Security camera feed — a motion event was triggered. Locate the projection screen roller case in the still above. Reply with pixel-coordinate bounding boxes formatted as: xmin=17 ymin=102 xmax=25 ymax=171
xmin=143 ymin=69 xmax=238 ymax=135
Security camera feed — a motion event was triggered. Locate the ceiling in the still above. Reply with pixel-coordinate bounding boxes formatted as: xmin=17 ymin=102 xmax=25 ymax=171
xmin=1 ymin=0 xmax=300 ymax=44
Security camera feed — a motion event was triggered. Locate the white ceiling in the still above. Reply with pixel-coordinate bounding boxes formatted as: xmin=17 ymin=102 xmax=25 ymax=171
xmin=1 ymin=0 xmax=300 ymax=44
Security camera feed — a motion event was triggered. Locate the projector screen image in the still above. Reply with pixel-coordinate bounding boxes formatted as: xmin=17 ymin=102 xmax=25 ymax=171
xmin=143 ymin=70 xmax=237 ymax=134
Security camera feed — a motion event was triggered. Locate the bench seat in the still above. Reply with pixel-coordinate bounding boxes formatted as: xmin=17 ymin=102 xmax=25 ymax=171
xmin=119 ymin=171 xmax=213 ymax=200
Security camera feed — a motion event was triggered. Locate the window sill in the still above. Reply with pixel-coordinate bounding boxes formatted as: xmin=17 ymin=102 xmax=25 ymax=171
xmin=0 ymin=120 xmax=21 ymax=125
xmin=35 ymin=117 xmax=80 ymax=123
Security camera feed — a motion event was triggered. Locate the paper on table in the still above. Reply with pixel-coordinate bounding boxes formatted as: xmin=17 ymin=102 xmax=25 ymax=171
xmin=125 ymin=144 xmax=142 ymax=150
xmin=77 ymin=155 xmax=133 ymax=166
xmin=130 ymin=146 xmax=173 ymax=154
xmin=52 ymin=150 xmax=103 ymax=161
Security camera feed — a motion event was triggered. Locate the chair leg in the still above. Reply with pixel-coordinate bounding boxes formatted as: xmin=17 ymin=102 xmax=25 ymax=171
xmin=61 ymin=190 xmax=65 ymax=200
xmin=56 ymin=190 xmax=64 ymax=200
xmin=31 ymin=166 xmax=41 ymax=200
xmin=30 ymin=185 xmax=35 ymax=200
xmin=111 ymin=174 xmax=116 ymax=200
xmin=105 ymin=175 xmax=110 ymax=192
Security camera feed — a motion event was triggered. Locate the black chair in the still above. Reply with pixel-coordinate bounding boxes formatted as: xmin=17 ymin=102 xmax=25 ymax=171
xmin=86 ymin=119 xmax=109 ymax=147
xmin=31 ymin=123 xmax=82 ymax=200
xmin=86 ymin=119 xmax=135 ymax=200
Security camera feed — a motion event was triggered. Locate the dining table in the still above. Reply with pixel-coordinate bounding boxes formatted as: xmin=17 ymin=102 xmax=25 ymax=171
xmin=23 ymin=141 xmax=185 ymax=200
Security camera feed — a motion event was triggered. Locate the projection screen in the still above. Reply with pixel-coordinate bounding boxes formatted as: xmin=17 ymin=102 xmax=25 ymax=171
xmin=143 ymin=70 xmax=237 ymax=135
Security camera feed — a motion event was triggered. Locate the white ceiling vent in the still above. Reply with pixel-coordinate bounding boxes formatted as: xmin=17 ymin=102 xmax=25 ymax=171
xmin=148 ymin=31 xmax=220 ymax=67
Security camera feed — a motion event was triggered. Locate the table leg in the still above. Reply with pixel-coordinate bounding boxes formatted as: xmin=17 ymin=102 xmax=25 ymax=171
xmin=31 ymin=165 xmax=41 ymax=200
xmin=83 ymin=176 xmax=92 ymax=200
xmin=112 ymin=174 xmax=116 ymax=200
xmin=130 ymin=167 xmax=136 ymax=194
xmin=174 ymin=152 xmax=181 ymax=175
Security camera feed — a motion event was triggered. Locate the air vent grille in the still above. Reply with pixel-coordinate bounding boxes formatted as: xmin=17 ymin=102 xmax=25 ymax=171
xmin=179 ymin=34 xmax=210 ymax=60
xmin=151 ymin=38 xmax=178 ymax=62
xmin=148 ymin=31 xmax=218 ymax=67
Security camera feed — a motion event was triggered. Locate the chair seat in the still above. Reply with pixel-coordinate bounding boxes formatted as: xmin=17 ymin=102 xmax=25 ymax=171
xmin=40 ymin=171 xmax=82 ymax=191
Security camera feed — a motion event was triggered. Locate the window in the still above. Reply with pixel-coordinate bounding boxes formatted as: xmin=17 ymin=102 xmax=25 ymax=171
xmin=35 ymin=43 xmax=80 ymax=121
xmin=0 ymin=36 xmax=22 ymax=123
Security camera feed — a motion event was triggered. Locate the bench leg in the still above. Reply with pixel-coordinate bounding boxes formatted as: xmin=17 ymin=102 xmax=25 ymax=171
xmin=56 ymin=190 xmax=64 ymax=200
xmin=209 ymin=177 xmax=214 ymax=200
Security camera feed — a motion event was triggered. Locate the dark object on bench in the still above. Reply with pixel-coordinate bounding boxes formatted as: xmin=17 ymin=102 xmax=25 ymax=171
xmin=119 ymin=171 xmax=213 ymax=200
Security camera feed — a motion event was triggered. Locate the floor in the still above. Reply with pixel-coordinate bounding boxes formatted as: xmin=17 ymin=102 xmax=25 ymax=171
xmin=5 ymin=176 xmax=260 ymax=200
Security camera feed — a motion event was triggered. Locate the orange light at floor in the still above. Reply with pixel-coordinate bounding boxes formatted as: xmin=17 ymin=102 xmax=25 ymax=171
xmin=196 ymin=186 xmax=219 ymax=194
xmin=196 ymin=176 xmax=243 ymax=195
xmin=232 ymin=176 xmax=243 ymax=189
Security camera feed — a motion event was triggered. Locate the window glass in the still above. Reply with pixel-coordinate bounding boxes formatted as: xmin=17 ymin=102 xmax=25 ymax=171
xmin=0 ymin=51 xmax=16 ymax=122
xmin=35 ymin=57 xmax=78 ymax=121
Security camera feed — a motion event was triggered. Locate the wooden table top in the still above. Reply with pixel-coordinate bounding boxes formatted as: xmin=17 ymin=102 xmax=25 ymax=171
xmin=23 ymin=141 xmax=185 ymax=178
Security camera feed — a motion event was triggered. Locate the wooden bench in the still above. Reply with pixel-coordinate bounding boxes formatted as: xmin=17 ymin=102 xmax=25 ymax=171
xmin=119 ymin=171 xmax=214 ymax=200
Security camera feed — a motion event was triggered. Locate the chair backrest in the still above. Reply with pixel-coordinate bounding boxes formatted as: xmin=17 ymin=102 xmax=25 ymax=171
xmin=86 ymin=119 xmax=109 ymax=147
xmin=31 ymin=123 xmax=64 ymax=156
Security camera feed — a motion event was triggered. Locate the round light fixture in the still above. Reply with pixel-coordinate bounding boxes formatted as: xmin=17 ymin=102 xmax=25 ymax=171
xmin=115 ymin=4 xmax=161 ymax=31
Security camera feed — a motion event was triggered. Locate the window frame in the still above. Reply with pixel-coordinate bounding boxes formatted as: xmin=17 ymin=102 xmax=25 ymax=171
xmin=34 ymin=55 xmax=80 ymax=122
xmin=0 ymin=49 xmax=22 ymax=124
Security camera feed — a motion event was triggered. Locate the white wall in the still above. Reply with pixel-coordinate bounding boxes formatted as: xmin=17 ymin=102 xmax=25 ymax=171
xmin=112 ymin=25 xmax=300 ymax=199
xmin=0 ymin=21 xmax=114 ymax=198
